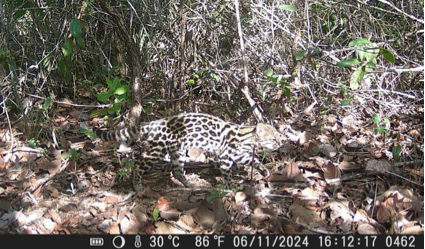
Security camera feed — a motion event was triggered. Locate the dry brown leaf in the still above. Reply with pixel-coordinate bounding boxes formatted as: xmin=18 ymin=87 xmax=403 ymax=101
xmin=319 ymin=144 xmax=337 ymax=158
xmin=43 ymin=218 xmax=56 ymax=232
xmin=46 ymin=185 xmax=59 ymax=196
xmin=358 ymin=223 xmax=378 ymax=234
xmin=338 ymin=161 xmax=357 ymax=171
xmin=376 ymin=202 xmax=393 ymax=223
xmin=102 ymin=195 xmax=118 ymax=204
xmin=342 ymin=115 xmax=355 ymax=127
xmin=32 ymin=184 xmax=43 ymax=197
xmin=366 ymin=160 xmax=393 ymax=174
xmin=155 ymin=221 xmax=186 ymax=234
xmin=159 ymin=209 xmax=181 ymax=221
xmin=48 ymin=210 xmax=61 ymax=224
xmin=401 ymin=223 xmax=424 ymax=234
xmin=157 ymin=196 xmax=171 ymax=212
xmin=98 ymin=219 xmax=112 ymax=233
xmin=353 ymin=209 xmax=369 ymax=223
xmin=235 ymin=192 xmax=247 ymax=204
xmin=323 ymin=162 xmax=341 ymax=181
xmin=299 ymin=131 xmax=311 ymax=145
xmin=69 ymin=110 xmax=82 ymax=119
xmin=324 ymin=201 xmax=354 ymax=225
xmin=41 ymin=159 xmax=62 ymax=175
xmin=379 ymin=186 xmax=420 ymax=211
xmin=176 ymin=214 xmax=199 ymax=232
xmin=289 ymin=203 xmax=323 ymax=224
xmin=59 ymin=203 xmax=78 ymax=213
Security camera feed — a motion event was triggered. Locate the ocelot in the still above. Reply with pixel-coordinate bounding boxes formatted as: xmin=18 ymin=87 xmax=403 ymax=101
xmin=93 ymin=113 xmax=284 ymax=191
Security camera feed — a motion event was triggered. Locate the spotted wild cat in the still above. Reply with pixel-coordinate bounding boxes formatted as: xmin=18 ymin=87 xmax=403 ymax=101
xmin=94 ymin=113 xmax=284 ymax=190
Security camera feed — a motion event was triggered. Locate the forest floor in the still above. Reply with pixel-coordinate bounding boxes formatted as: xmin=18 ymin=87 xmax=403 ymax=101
xmin=0 ymin=96 xmax=423 ymax=234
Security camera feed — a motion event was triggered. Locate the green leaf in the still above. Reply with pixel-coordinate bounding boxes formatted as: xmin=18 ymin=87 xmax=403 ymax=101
xmin=357 ymin=47 xmax=366 ymax=62
xmin=28 ymin=138 xmax=37 ymax=149
xmin=42 ymin=97 xmax=51 ymax=110
xmin=68 ymin=148 xmax=78 ymax=159
xmin=265 ymin=68 xmax=273 ymax=77
xmin=349 ymin=38 xmax=372 ymax=47
xmin=364 ymin=47 xmax=379 ymax=62
xmin=70 ymin=19 xmax=82 ymax=38
xmin=106 ymin=78 xmax=114 ymax=89
xmin=58 ymin=59 xmax=66 ymax=77
xmin=374 ymin=126 xmax=387 ymax=134
xmin=210 ymin=189 xmax=219 ymax=197
xmin=380 ymin=48 xmax=395 ymax=63
xmin=111 ymin=103 xmax=121 ymax=113
xmin=366 ymin=61 xmax=377 ymax=68
xmin=75 ymin=36 xmax=84 ymax=48
xmin=114 ymin=85 xmax=129 ymax=95
xmin=372 ymin=114 xmax=381 ymax=123
xmin=90 ymin=108 xmax=110 ymax=117
xmin=281 ymin=82 xmax=291 ymax=97
xmin=97 ymin=91 xmax=112 ymax=102
xmin=13 ymin=9 xmax=26 ymax=20
xmin=383 ymin=118 xmax=390 ymax=125
xmin=79 ymin=127 xmax=96 ymax=138
xmin=187 ymin=79 xmax=195 ymax=85
xmin=392 ymin=145 xmax=401 ymax=162
xmin=340 ymin=98 xmax=352 ymax=106
xmin=42 ymin=56 xmax=51 ymax=69
xmin=295 ymin=50 xmax=306 ymax=61
xmin=107 ymin=77 xmax=121 ymax=90
xmin=61 ymin=38 xmax=73 ymax=59
xmin=209 ymin=72 xmax=220 ymax=82
xmin=206 ymin=195 xmax=215 ymax=203
xmin=207 ymin=189 xmax=219 ymax=203
xmin=337 ymin=59 xmax=361 ymax=68
xmin=350 ymin=66 xmax=365 ymax=90
xmin=279 ymin=4 xmax=297 ymax=12
xmin=153 ymin=208 xmax=159 ymax=221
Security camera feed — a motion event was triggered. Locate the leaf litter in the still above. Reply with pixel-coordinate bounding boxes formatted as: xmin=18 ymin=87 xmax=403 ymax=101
xmin=0 ymin=99 xmax=423 ymax=235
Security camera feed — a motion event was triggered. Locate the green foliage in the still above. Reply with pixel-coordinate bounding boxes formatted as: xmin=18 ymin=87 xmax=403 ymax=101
xmin=23 ymin=97 xmax=53 ymax=147
xmin=207 ymin=184 xmax=227 ymax=203
xmin=279 ymin=5 xmax=297 ymax=12
xmin=0 ymin=49 xmax=17 ymax=72
xmin=372 ymin=114 xmax=390 ymax=135
xmin=79 ymin=127 xmax=96 ymax=138
xmin=68 ymin=148 xmax=80 ymax=161
xmin=207 ymin=189 xmax=220 ymax=203
xmin=117 ymin=159 xmax=134 ymax=180
xmin=392 ymin=145 xmax=401 ymax=162
xmin=70 ymin=19 xmax=84 ymax=47
xmin=92 ymin=77 xmax=130 ymax=117
xmin=338 ymin=83 xmax=352 ymax=106
xmin=28 ymin=138 xmax=37 ymax=149
xmin=265 ymin=68 xmax=291 ymax=97
xmin=118 ymin=170 xmax=128 ymax=180
xmin=338 ymin=38 xmax=395 ymax=90
xmin=153 ymin=208 xmax=159 ymax=221
xmin=57 ymin=18 xmax=86 ymax=82
xmin=186 ymin=70 xmax=219 ymax=86
xmin=295 ymin=50 xmax=307 ymax=61
xmin=41 ymin=97 xmax=51 ymax=110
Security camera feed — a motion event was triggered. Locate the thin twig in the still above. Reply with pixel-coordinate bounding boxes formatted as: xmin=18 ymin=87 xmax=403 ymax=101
xmin=234 ymin=0 xmax=263 ymax=122
xmin=26 ymin=93 xmax=110 ymax=108
xmin=376 ymin=0 xmax=424 ymax=24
